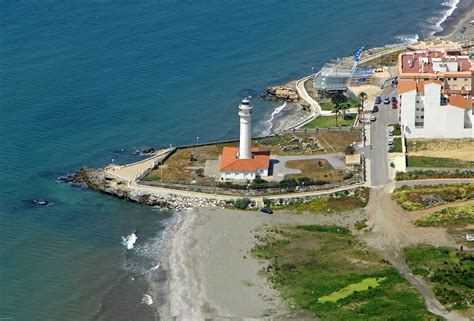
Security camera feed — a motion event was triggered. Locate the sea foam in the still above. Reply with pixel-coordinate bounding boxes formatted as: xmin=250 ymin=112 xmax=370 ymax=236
xmin=121 ymin=233 xmax=137 ymax=250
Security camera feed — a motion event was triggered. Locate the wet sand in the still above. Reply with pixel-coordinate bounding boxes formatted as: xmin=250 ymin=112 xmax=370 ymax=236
xmin=160 ymin=207 xmax=366 ymax=320
xmin=270 ymin=102 xmax=312 ymax=134
xmin=439 ymin=0 xmax=474 ymax=41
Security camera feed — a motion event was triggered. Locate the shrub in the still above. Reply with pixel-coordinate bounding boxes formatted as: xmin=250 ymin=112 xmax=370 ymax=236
xmin=234 ymin=198 xmax=252 ymax=209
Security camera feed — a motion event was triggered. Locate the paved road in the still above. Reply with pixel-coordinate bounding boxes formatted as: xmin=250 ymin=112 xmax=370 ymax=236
xmin=363 ymin=85 xmax=399 ymax=187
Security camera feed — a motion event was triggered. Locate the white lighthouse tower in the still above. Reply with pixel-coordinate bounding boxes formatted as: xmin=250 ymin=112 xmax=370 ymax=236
xmin=238 ymin=97 xmax=253 ymax=159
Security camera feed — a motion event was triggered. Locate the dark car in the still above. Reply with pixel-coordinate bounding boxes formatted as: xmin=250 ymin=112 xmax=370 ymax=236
xmin=375 ymin=96 xmax=382 ymax=104
xmin=384 ymin=98 xmax=390 ymax=104
xmin=391 ymin=96 xmax=397 ymax=102
xmin=260 ymin=207 xmax=273 ymax=214
xmin=372 ymin=106 xmax=379 ymax=113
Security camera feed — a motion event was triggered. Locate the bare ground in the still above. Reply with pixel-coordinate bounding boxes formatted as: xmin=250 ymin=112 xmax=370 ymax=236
xmin=407 ymin=138 xmax=474 ymax=161
xmin=359 ymin=187 xmax=469 ymax=321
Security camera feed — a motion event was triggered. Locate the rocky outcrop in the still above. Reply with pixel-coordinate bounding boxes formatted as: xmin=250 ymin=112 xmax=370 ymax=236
xmin=67 ymin=167 xmax=227 ymax=211
xmin=261 ymin=81 xmax=300 ymax=102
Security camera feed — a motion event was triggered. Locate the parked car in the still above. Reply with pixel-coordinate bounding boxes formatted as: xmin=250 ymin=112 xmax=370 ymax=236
xmin=375 ymin=96 xmax=382 ymax=104
xmin=260 ymin=207 xmax=273 ymax=214
xmin=391 ymin=102 xmax=398 ymax=109
xmin=370 ymin=115 xmax=376 ymax=122
xmin=384 ymin=98 xmax=390 ymax=104
xmin=388 ymin=140 xmax=394 ymax=146
xmin=388 ymin=130 xmax=394 ymax=136
xmin=372 ymin=106 xmax=379 ymax=113
xmin=388 ymin=146 xmax=394 ymax=152
xmin=391 ymin=96 xmax=397 ymax=103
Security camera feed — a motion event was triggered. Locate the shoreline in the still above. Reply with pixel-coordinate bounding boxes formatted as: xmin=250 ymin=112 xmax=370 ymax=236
xmin=160 ymin=207 xmax=366 ymax=320
xmin=438 ymin=0 xmax=474 ymax=41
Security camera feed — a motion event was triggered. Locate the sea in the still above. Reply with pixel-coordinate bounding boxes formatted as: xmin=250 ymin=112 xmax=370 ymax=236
xmin=0 ymin=0 xmax=462 ymax=320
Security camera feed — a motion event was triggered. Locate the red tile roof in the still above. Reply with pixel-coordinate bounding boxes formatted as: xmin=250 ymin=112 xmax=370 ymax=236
xmin=398 ymin=80 xmax=417 ymax=94
xmin=400 ymin=50 xmax=472 ymax=74
xmin=448 ymin=96 xmax=473 ymax=109
xmin=220 ymin=147 xmax=270 ymax=172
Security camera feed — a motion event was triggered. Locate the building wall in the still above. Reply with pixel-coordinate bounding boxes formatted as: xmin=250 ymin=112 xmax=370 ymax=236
xmin=400 ymin=86 xmax=473 ymax=138
xmin=220 ymin=168 xmax=269 ymax=181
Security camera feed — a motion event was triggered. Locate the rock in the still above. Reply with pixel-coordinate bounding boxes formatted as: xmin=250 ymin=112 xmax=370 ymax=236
xmin=261 ymin=82 xmax=300 ymax=102
xmin=142 ymin=147 xmax=155 ymax=154
xmin=281 ymin=144 xmax=300 ymax=152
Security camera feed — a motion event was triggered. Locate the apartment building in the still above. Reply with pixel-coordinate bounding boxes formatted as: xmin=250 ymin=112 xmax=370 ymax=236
xmin=397 ymin=45 xmax=473 ymax=138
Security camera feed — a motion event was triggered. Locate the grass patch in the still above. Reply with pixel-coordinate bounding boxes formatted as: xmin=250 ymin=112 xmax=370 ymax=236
xmin=319 ymin=98 xmax=359 ymax=111
xmin=413 ymin=204 xmax=474 ymax=227
xmin=405 ymin=245 xmax=474 ymax=312
xmin=302 ymin=113 xmax=356 ymax=129
xmin=388 ymin=124 xmax=401 ymax=136
xmin=296 ymin=225 xmax=349 ymax=234
xmin=318 ymin=277 xmax=386 ymax=303
xmin=392 ymin=183 xmax=474 ymax=211
xmin=396 ymin=169 xmax=474 ymax=181
xmin=252 ymin=225 xmax=434 ymax=320
xmin=389 ymin=137 xmax=402 ymax=153
xmin=271 ymin=188 xmax=369 ymax=213
xmin=407 ymin=156 xmax=474 ymax=169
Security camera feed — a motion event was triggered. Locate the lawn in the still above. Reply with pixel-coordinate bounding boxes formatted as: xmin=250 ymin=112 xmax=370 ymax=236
xmin=284 ymin=159 xmax=347 ymax=183
xmin=392 ymin=183 xmax=474 ymax=211
xmin=251 ymin=225 xmax=434 ymax=320
xmin=319 ymin=97 xmax=359 ymax=111
xmin=302 ymin=113 xmax=356 ymax=129
xmin=413 ymin=204 xmax=474 ymax=227
xmin=407 ymin=156 xmax=474 ymax=169
xmin=405 ymin=245 xmax=474 ymax=314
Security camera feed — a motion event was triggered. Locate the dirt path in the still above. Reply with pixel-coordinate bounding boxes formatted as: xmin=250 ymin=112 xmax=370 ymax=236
xmin=406 ymin=199 xmax=474 ymax=221
xmin=360 ymin=187 xmax=469 ymax=321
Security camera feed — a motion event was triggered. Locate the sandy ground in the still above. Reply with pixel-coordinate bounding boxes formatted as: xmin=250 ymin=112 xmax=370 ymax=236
xmin=441 ymin=0 xmax=474 ymax=41
xmin=407 ymin=138 xmax=474 ymax=161
xmin=161 ymin=207 xmax=365 ymax=320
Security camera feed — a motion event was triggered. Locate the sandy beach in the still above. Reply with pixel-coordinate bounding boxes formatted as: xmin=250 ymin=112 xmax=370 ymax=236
xmin=439 ymin=0 xmax=474 ymax=41
xmin=159 ymin=207 xmax=366 ymax=320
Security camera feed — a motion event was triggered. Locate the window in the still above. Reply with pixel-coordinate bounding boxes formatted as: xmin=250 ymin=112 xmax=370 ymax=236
xmin=416 ymin=108 xmax=419 ymax=111
xmin=421 ymin=108 xmax=424 ymax=111
xmin=421 ymin=116 xmax=424 ymax=119
xmin=453 ymin=78 xmax=457 ymax=80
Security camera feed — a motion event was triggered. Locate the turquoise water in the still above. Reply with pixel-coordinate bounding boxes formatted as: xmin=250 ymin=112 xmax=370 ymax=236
xmin=0 ymin=1 xmax=456 ymax=320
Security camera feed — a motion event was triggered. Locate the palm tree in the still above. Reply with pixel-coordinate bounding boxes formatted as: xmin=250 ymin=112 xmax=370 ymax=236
xmin=341 ymin=102 xmax=351 ymax=120
xmin=358 ymin=92 xmax=367 ymax=124
xmin=333 ymin=105 xmax=342 ymax=127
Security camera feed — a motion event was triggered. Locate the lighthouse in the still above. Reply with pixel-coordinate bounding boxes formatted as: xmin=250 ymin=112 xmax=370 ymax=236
xmin=238 ymin=97 xmax=253 ymax=159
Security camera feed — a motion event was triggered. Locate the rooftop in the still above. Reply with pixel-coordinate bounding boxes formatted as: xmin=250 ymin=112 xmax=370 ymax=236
xmin=220 ymin=147 xmax=270 ymax=172
xmin=400 ymin=50 xmax=472 ymax=75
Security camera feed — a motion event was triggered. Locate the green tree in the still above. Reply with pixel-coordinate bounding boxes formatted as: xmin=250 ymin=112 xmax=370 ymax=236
xmin=331 ymin=93 xmax=348 ymax=110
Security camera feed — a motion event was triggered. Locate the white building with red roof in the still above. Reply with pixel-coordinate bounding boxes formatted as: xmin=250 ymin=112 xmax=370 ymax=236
xmin=219 ymin=98 xmax=271 ymax=181
xmin=397 ymin=46 xmax=473 ymax=138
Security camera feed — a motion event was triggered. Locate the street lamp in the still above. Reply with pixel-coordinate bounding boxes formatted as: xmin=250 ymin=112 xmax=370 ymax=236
xmin=311 ymin=66 xmax=314 ymax=75
xmin=301 ymin=181 xmax=305 ymax=192
xmin=111 ymin=158 xmax=115 ymax=170
xmin=246 ymin=183 xmax=251 ymax=196
xmin=196 ymin=136 xmax=199 ymax=145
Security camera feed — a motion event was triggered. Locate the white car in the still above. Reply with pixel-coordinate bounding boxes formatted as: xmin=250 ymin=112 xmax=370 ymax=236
xmin=388 ymin=130 xmax=394 ymax=136
xmin=388 ymin=140 xmax=394 ymax=146
xmin=370 ymin=115 xmax=376 ymax=122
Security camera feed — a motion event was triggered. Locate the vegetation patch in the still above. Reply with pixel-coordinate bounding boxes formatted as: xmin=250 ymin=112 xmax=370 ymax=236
xmin=302 ymin=114 xmax=356 ymax=129
xmin=407 ymin=156 xmax=474 ymax=169
xmin=388 ymin=124 xmax=401 ymax=136
xmin=319 ymin=97 xmax=359 ymax=111
xmin=270 ymin=188 xmax=369 ymax=213
xmin=405 ymin=245 xmax=474 ymax=313
xmin=318 ymin=277 xmax=386 ymax=303
xmin=284 ymin=159 xmax=349 ymax=184
xmin=413 ymin=204 xmax=474 ymax=227
xmin=392 ymin=184 xmax=474 ymax=211
xmin=389 ymin=137 xmax=402 ymax=153
xmin=252 ymin=225 xmax=434 ymax=320
xmin=396 ymin=169 xmax=474 ymax=181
